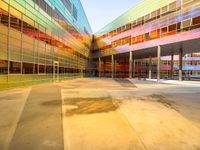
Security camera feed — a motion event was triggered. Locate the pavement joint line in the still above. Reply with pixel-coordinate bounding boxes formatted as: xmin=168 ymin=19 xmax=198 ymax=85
xmin=61 ymin=88 xmax=71 ymax=150
xmin=111 ymin=98 xmax=148 ymax=150
xmin=146 ymin=79 xmax=200 ymax=87
xmin=2 ymin=87 xmax=32 ymax=150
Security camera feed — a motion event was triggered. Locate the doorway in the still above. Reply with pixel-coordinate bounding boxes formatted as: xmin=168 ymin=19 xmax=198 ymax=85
xmin=53 ymin=61 xmax=59 ymax=81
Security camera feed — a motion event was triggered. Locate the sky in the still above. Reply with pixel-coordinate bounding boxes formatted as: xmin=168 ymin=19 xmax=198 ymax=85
xmin=80 ymin=0 xmax=142 ymax=33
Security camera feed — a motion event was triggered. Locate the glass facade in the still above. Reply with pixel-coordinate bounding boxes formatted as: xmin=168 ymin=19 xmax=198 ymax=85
xmin=0 ymin=0 xmax=92 ymax=88
xmin=91 ymin=0 xmax=200 ymax=80
xmin=1 ymin=0 xmax=200 ymax=88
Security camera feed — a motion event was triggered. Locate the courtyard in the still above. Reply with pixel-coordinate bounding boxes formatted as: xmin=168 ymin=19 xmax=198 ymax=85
xmin=0 ymin=78 xmax=200 ymax=150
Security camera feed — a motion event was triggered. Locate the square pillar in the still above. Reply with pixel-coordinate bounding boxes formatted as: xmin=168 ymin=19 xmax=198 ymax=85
xmin=98 ymin=57 xmax=101 ymax=77
xmin=133 ymin=59 xmax=135 ymax=78
xmin=129 ymin=51 xmax=133 ymax=78
xmin=103 ymin=58 xmax=105 ymax=77
xmin=115 ymin=59 xmax=117 ymax=77
xmin=149 ymin=55 xmax=152 ymax=79
xmin=111 ymin=55 xmax=115 ymax=78
xmin=179 ymin=48 xmax=183 ymax=81
xmin=170 ymin=54 xmax=174 ymax=79
xmin=157 ymin=46 xmax=161 ymax=81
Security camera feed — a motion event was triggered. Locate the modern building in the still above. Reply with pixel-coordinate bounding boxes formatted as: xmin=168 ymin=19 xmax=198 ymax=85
xmin=0 ymin=0 xmax=92 ymax=88
xmin=1 ymin=0 xmax=200 ymax=89
xmin=91 ymin=0 xmax=200 ymax=80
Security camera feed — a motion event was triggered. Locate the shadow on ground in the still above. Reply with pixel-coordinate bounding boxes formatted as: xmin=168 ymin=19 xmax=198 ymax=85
xmin=135 ymin=94 xmax=178 ymax=111
xmin=114 ymin=79 xmax=137 ymax=87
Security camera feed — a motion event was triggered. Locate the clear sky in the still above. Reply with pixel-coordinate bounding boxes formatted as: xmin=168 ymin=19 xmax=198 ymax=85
xmin=80 ymin=0 xmax=142 ymax=33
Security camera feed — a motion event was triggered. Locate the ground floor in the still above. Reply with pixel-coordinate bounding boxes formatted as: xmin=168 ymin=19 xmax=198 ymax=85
xmin=1 ymin=78 xmax=200 ymax=150
xmin=93 ymin=51 xmax=200 ymax=80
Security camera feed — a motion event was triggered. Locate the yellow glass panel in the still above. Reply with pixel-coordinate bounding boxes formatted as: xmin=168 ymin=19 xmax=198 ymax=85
xmin=10 ymin=29 xmax=21 ymax=39
xmin=10 ymin=37 xmax=21 ymax=47
xmin=23 ymin=15 xmax=34 ymax=27
xmin=0 ymin=33 xmax=8 ymax=43
xmin=0 ymin=24 xmax=8 ymax=35
xmin=23 ymin=34 xmax=34 ymax=44
xmin=0 ymin=1 xmax=8 ymax=11
xmin=10 ymin=7 xmax=21 ymax=19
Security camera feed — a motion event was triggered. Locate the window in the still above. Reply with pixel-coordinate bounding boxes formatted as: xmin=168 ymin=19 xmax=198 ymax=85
xmin=177 ymin=22 xmax=181 ymax=30
xmin=22 ymin=63 xmax=34 ymax=74
xmin=150 ymin=29 xmax=160 ymax=39
xmin=10 ymin=8 xmax=22 ymax=32
xmin=117 ymin=27 xmax=121 ymax=34
xmin=0 ymin=60 xmax=8 ymax=74
xmin=46 ymin=4 xmax=52 ymax=17
xmin=73 ymin=5 xmax=77 ymax=20
xmin=136 ymin=35 xmax=144 ymax=43
xmin=112 ymin=41 xmax=116 ymax=47
xmin=132 ymin=20 xmax=137 ymax=28
xmin=182 ymin=19 xmax=191 ymax=28
xmin=53 ymin=11 xmax=59 ymax=22
xmin=121 ymin=36 xmax=130 ymax=45
xmin=157 ymin=9 xmax=161 ymax=18
xmin=151 ymin=11 xmax=157 ymax=19
xmin=137 ymin=17 xmax=144 ymax=25
xmin=121 ymin=25 xmax=126 ymax=32
xmin=144 ymin=33 xmax=150 ymax=39
xmin=9 ymin=61 xmax=21 ymax=74
xmin=61 ymin=0 xmax=71 ymax=13
xmin=39 ymin=65 xmax=45 ymax=74
xmin=46 ymin=65 xmax=53 ymax=74
xmin=33 ymin=0 xmax=40 ymax=6
xmin=161 ymin=27 xmax=168 ymax=35
xmin=131 ymin=37 xmax=136 ymax=44
xmin=116 ymin=39 xmax=121 ymax=46
xmin=168 ymin=24 xmax=177 ymax=32
xmin=59 ymin=67 xmax=65 ymax=73
xmin=39 ymin=0 xmax=46 ymax=11
xmin=161 ymin=6 xmax=168 ymax=15
xmin=10 ymin=15 xmax=22 ymax=32
xmin=192 ymin=16 xmax=200 ymax=25
xmin=23 ymin=21 xmax=35 ymax=38
xmin=125 ymin=36 xmax=130 ymax=44
xmin=46 ymin=34 xmax=52 ymax=45
xmin=145 ymin=14 xmax=150 ymax=22
xmin=169 ymin=2 xmax=177 ymax=11
xmin=126 ymin=23 xmax=131 ymax=31
xmin=0 ymin=8 xmax=9 ymax=26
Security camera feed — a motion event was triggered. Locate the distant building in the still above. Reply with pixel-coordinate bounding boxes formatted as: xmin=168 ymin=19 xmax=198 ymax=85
xmin=91 ymin=0 xmax=200 ymax=80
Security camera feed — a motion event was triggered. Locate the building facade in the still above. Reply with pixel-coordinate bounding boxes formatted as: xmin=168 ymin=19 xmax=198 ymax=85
xmin=0 ymin=0 xmax=92 ymax=88
xmin=91 ymin=0 xmax=200 ymax=80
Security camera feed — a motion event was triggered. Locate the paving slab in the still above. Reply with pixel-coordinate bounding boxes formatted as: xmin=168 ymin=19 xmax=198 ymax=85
xmin=1 ymin=78 xmax=200 ymax=150
xmin=8 ymin=84 xmax=63 ymax=150
xmin=0 ymin=87 xmax=31 ymax=150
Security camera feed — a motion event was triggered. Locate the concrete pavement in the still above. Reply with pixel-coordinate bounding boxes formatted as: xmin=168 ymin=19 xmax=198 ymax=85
xmin=0 ymin=78 xmax=200 ymax=150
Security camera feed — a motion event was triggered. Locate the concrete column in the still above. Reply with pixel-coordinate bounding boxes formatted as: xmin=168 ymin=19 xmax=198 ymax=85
xmin=170 ymin=54 xmax=174 ymax=79
xmin=157 ymin=46 xmax=161 ymax=81
xmin=115 ymin=59 xmax=117 ymax=77
xmin=149 ymin=55 xmax=152 ymax=79
xmin=133 ymin=59 xmax=135 ymax=78
xmin=98 ymin=57 xmax=101 ymax=77
xmin=103 ymin=58 xmax=105 ymax=77
xmin=129 ymin=51 xmax=133 ymax=78
xmin=179 ymin=48 xmax=183 ymax=81
xmin=111 ymin=55 xmax=115 ymax=78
